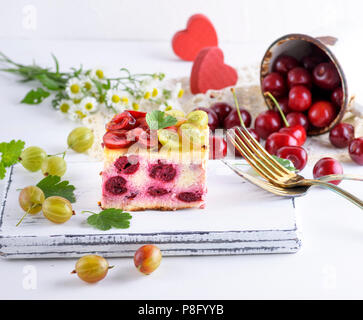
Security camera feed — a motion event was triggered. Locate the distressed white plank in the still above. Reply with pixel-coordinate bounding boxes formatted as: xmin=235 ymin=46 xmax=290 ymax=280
xmin=0 ymin=160 xmax=300 ymax=258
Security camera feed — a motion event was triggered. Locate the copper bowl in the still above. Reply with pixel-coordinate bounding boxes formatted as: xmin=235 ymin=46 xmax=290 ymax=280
xmin=260 ymin=33 xmax=348 ymax=136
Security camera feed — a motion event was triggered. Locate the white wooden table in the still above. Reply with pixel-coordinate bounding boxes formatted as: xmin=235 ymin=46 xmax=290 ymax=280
xmin=0 ymin=39 xmax=362 ymax=299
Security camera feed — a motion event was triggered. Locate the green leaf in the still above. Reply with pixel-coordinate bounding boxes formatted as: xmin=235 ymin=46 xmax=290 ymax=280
xmin=21 ymin=88 xmax=50 ymax=104
xmin=51 ymin=53 xmax=59 ymax=75
xmin=272 ymin=155 xmax=297 ymax=172
xmin=35 ymin=74 xmax=61 ymax=90
xmin=36 ymin=175 xmax=76 ymax=203
xmin=146 ymin=110 xmax=177 ymax=130
xmin=0 ymin=162 xmax=6 ymax=180
xmin=0 ymin=140 xmax=25 ymax=167
xmin=86 ymin=209 xmax=132 ymax=231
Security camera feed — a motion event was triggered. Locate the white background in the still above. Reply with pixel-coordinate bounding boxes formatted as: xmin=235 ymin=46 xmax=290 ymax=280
xmin=1 ymin=0 xmax=363 ymax=300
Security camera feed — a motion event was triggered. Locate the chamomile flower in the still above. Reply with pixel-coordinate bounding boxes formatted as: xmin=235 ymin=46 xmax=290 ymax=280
xmin=57 ymin=99 xmax=74 ymax=114
xmin=90 ymin=68 xmax=105 ymax=81
xmin=81 ymin=76 xmax=96 ymax=93
xmin=106 ymin=89 xmax=132 ymax=112
xmin=141 ymin=78 xmax=162 ymax=100
xmin=66 ymin=77 xmax=83 ymax=99
xmin=80 ymin=97 xmax=98 ymax=114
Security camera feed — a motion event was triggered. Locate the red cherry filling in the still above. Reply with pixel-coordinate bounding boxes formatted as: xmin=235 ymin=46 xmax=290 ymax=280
xmin=254 ymin=110 xmax=282 ymax=140
xmin=308 ymin=101 xmax=336 ymax=128
xmin=273 ymin=55 xmax=299 ymax=74
xmin=329 ymin=123 xmax=355 ymax=148
xmin=177 ymin=191 xmax=202 ymax=203
xmin=105 ymin=176 xmax=127 ymax=195
xmin=126 ymin=192 xmax=139 ymax=199
xmin=147 ymin=187 xmax=169 ymax=197
xmin=262 ymin=72 xmax=287 ymax=98
xmin=106 ymin=111 xmax=137 ymax=131
xmin=149 ymin=161 xmax=177 ymax=182
xmin=114 ymin=155 xmax=140 ymax=174
xmin=276 ymin=146 xmax=308 ymax=171
xmin=313 ymin=157 xmax=343 ymax=185
xmin=223 ymin=109 xmax=252 ymax=129
xmin=103 ymin=130 xmax=133 ymax=149
xmin=265 ymin=132 xmax=298 ymax=155
xmin=349 ymin=137 xmax=363 ymax=165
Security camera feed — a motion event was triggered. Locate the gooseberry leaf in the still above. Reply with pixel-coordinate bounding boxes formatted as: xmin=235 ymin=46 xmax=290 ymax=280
xmin=0 ymin=140 xmax=25 ymax=168
xmin=272 ymin=155 xmax=297 ymax=172
xmin=86 ymin=209 xmax=132 ymax=231
xmin=21 ymin=87 xmax=50 ymax=104
xmin=146 ymin=110 xmax=177 ymax=130
xmin=36 ymin=175 xmax=76 ymax=203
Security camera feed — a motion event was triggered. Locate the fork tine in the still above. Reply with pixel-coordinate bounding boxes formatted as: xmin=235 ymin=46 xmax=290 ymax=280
xmin=236 ymin=127 xmax=296 ymax=177
xmin=227 ymin=131 xmax=283 ymax=182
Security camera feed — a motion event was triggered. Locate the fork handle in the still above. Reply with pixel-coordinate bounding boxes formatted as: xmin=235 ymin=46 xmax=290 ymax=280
xmin=304 ymin=179 xmax=363 ymax=210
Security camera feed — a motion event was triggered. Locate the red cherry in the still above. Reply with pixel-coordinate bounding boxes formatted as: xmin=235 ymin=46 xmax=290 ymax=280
xmin=301 ymin=55 xmax=325 ymax=72
xmin=273 ymin=55 xmax=299 ymax=74
xmin=254 ymin=110 xmax=282 ymax=140
xmin=308 ymin=101 xmax=336 ymax=128
xmin=194 ymin=107 xmax=219 ymax=131
xmin=288 ymin=85 xmax=312 ymax=112
xmin=103 ymin=130 xmax=133 ymax=149
xmin=287 ymin=67 xmax=312 ymax=88
xmin=331 ymin=87 xmax=343 ymax=107
xmin=313 ymin=157 xmax=343 ymax=185
xmin=136 ymin=117 xmax=149 ymax=130
xmin=209 ymin=135 xmax=227 ymax=160
xmin=106 ymin=111 xmax=137 ymax=131
xmin=286 ymin=112 xmax=309 ymax=131
xmin=128 ymin=110 xmax=147 ymax=119
xmin=230 ymin=127 xmax=260 ymax=158
xmin=349 ymin=137 xmax=363 ymax=165
xmin=262 ymin=73 xmax=287 ymax=98
xmin=223 ymin=109 xmax=252 ymax=129
xmin=276 ymin=146 xmax=308 ymax=171
xmin=210 ymin=102 xmax=233 ymax=125
xmin=329 ymin=123 xmax=355 ymax=148
xmin=277 ymin=97 xmax=291 ymax=115
xmin=265 ymin=132 xmax=298 ymax=155
xmin=280 ymin=125 xmax=306 ymax=146
xmin=313 ymin=62 xmax=340 ymax=90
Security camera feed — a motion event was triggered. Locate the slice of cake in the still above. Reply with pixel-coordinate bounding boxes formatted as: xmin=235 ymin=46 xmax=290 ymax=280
xmin=101 ymin=109 xmax=209 ymax=211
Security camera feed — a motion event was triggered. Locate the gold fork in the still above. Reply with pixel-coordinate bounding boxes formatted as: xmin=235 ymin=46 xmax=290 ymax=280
xmin=227 ymin=126 xmax=363 ymax=209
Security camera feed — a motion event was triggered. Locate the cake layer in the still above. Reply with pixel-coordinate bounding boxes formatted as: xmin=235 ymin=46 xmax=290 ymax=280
xmin=101 ymin=154 xmax=207 ymax=211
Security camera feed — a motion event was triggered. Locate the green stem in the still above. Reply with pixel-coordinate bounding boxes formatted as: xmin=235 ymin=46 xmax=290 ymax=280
xmin=230 ymin=88 xmax=246 ymax=128
xmin=81 ymin=210 xmax=96 ymax=215
xmin=264 ymin=91 xmax=290 ymax=127
xmin=16 ymin=204 xmax=37 ymax=227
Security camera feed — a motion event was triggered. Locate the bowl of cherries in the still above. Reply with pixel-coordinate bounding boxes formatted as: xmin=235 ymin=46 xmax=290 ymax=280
xmin=260 ymin=33 xmax=348 ymax=136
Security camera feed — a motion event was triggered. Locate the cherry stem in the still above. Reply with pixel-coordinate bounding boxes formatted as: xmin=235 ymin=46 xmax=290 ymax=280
xmin=264 ymin=92 xmax=290 ymax=127
xmin=231 ymin=88 xmax=246 ymax=128
xmin=16 ymin=204 xmax=37 ymax=227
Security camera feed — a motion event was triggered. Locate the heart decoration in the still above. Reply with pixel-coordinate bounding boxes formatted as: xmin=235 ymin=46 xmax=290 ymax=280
xmin=172 ymin=14 xmax=218 ymax=61
xmin=190 ymin=47 xmax=238 ymax=94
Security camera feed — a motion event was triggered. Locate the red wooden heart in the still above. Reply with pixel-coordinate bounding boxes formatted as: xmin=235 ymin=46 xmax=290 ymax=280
xmin=172 ymin=14 xmax=218 ymax=61
xmin=190 ymin=47 xmax=238 ymax=94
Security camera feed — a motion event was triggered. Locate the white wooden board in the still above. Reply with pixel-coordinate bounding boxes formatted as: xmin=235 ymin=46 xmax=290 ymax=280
xmin=0 ymin=160 xmax=301 ymax=258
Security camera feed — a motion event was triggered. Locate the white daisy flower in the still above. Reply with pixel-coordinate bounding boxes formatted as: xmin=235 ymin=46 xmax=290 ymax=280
xmin=80 ymin=97 xmax=98 ymax=115
xmin=67 ymin=104 xmax=82 ymax=121
xmin=89 ymin=68 xmax=105 ymax=80
xmin=171 ymin=82 xmax=184 ymax=100
xmin=141 ymin=78 xmax=163 ymax=100
xmin=81 ymin=76 xmax=96 ymax=93
xmin=57 ymin=99 xmax=74 ymax=114
xmin=66 ymin=77 xmax=83 ymax=99
xmin=106 ymin=89 xmax=132 ymax=112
